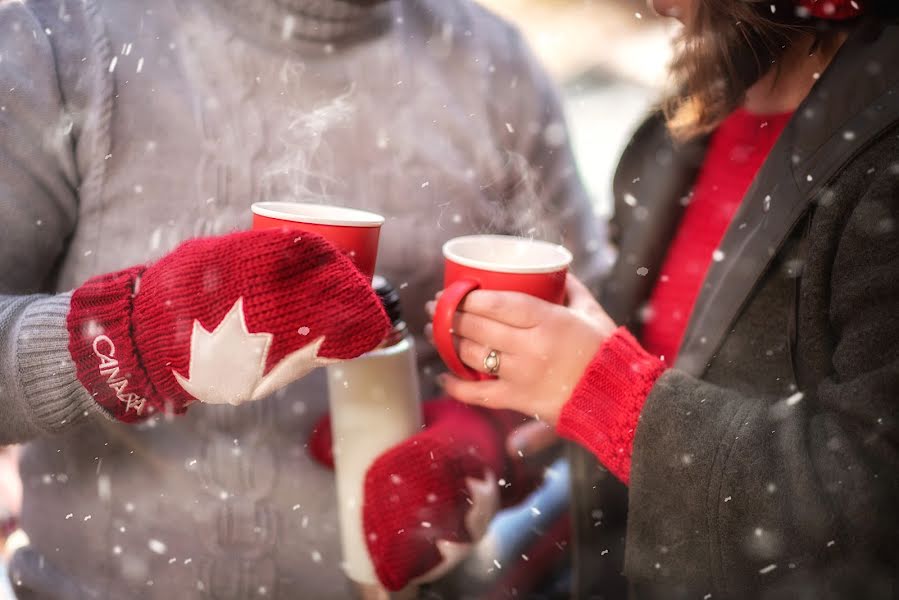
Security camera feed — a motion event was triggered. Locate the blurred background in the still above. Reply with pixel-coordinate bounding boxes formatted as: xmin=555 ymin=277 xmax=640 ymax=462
xmin=0 ymin=1 xmax=675 ymax=598
xmin=481 ymin=0 xmax=675 ymax=217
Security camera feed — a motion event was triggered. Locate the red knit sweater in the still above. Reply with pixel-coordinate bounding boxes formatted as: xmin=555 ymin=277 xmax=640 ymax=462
xmin=557 ymin=109 xmax=792 ymax=484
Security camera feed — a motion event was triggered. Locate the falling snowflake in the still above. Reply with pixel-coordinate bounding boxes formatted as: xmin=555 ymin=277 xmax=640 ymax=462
xmin=786 ymin=392 xmax=804 ymax=406
xmin=543 ymin=122 xmax=566 ymax=147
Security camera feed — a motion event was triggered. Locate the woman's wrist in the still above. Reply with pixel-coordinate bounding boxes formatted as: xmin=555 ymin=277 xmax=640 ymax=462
xmin=555 ymin=326 xmax=665 ymax=484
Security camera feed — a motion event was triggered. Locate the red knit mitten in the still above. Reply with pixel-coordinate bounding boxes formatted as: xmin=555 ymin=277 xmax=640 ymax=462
xmin=67 ymin=230 xmax=390 ymax=422
xmin=362 ymin=398 xmax=514 ymax=590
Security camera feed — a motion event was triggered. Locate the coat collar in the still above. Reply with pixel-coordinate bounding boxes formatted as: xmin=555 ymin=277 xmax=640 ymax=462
xmin=675 ymin=19 xmax=899 ymax=375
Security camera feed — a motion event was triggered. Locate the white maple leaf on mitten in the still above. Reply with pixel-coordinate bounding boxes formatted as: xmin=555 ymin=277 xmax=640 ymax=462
xmin=412 ymin=471 xmax=499 ymax=585
xmin=174 ymin=298 xmax=336 ymax=405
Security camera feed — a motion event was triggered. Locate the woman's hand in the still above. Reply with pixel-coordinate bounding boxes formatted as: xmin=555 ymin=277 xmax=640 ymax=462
xmin=426 ymin=275 xmax=617 ymax=424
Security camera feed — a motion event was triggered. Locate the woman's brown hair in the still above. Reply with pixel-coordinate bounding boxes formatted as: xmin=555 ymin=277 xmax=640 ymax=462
xmin=665 ymin=0 xmax=825 ymax=141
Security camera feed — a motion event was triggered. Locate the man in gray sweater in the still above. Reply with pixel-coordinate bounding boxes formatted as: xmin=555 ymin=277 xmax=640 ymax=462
xmin=0 ymin=0 xmax=607 ymax=597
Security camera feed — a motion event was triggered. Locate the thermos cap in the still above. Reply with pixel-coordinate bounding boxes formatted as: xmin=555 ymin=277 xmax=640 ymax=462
xmin=372 ymin=275 xmax=404 ymax=330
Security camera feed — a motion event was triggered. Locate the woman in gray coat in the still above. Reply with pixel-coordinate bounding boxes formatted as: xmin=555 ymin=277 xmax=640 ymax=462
xmin=435 ymin=0 xmax=899 ymax=598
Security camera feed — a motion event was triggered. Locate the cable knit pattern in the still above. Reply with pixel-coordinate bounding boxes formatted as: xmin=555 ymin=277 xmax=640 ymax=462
xmin=556 ymin=327 xmax=665 ymax=485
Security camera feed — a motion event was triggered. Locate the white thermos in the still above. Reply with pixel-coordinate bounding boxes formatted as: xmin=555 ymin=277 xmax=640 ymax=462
xmin=326 ymin=276 xmax=423 ymax=598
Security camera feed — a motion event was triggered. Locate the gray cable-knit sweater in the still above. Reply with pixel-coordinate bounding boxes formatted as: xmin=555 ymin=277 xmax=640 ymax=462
xmin=0 ymin=0 xmax=608 ymax=597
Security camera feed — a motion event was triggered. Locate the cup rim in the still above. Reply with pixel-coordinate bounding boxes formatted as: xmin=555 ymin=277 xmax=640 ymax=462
xmin=442 ymin=234 xmax=573 ymax=275
xmin=251 ymin=201 xmax=385 ymax=228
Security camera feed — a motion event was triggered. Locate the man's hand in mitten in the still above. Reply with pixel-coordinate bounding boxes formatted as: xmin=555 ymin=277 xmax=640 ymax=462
xmin=67 ymin=230 xmax=390 ymax=422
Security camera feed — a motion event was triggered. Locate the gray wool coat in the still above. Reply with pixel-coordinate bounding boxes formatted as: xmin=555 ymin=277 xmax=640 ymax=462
xmin=568 ymin=18 xmax=899 ymax=600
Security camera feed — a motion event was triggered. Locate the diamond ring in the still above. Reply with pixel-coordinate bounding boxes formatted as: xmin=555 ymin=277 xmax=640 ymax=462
xmin=483 ymin=349 xmax=501 ymax=376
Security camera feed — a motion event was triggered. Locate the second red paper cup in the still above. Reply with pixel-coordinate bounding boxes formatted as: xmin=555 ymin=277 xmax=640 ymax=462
xmin=251 ymin=201 xmax=385 ymax=280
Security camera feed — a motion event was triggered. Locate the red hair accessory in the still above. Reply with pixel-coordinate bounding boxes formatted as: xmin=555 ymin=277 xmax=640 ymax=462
xmin=796 ymin=0 xmax=864 ymax=20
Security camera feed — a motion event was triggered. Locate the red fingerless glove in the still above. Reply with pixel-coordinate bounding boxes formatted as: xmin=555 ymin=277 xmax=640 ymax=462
xmin=67 ymin=230 xmax=390 ymax=422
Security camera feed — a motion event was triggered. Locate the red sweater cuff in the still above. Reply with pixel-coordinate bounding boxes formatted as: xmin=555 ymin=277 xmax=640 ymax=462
xmin=556 ymin=326 xmax=665 ymax=484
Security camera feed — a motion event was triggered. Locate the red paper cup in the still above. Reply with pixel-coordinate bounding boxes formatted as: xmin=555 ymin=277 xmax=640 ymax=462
xmin=433 ymin=235 xmax=573 ymax=381
xmin=251 ymin=202 xmax=385 ymax=280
